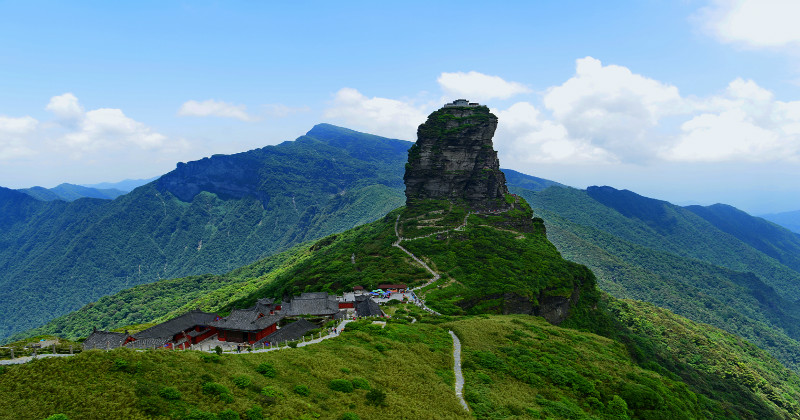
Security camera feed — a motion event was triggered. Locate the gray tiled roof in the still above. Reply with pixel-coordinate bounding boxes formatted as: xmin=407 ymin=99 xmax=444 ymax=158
xmin=260 ymin=319 xmax=317 ymax=345
xmin=124 ymin=337 xmax=170 ymax=349
xmin=209 ymin=309 xmax=283 ymax=332
xmin=134 ymin=309 xmax=219 ymax=339
xmin=282 ymin=292 xmax=339 ymax=316
xmin=83 ymin=331 xmax=130 ymax=350
xmin=355 ymin=296 xmax=383 ymax=317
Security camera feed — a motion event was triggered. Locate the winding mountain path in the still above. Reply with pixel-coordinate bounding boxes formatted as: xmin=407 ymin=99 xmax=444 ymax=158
xmin=449 ymin=330 xmax=469 ymax=411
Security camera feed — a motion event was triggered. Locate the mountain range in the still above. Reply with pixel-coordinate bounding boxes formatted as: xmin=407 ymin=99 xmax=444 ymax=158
xmin=3 ymin=110 xmax=800 ymax=419
xmin=0 ymin=124 xmax=559 ymax=341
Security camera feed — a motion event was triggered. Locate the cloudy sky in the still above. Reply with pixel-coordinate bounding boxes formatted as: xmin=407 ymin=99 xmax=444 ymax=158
xmin=2 ymin=1 xmax=800 ymax=214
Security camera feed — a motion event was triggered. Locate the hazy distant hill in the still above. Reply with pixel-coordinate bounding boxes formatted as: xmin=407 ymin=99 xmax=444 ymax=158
xmin=17 ymin=183 xmax=127 ymax=201
xmin=761 ymin=209 xmax=800 ymax=234
xmin=82 ymin=176 xmax=159 ymax=192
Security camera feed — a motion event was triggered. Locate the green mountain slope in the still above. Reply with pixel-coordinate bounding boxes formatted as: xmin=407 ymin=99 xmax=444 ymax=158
xmin=686 ymin=203 xmax=800 ymax=273
xmin=513 ymin=186 xmax=800 ymax=371
xmin=0 ymin=124 xmax=411 ymax=340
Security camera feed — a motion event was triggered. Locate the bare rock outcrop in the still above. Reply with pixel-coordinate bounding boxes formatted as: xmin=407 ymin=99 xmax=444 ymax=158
xmin=404 ymin=100 xmax=510 ymax=211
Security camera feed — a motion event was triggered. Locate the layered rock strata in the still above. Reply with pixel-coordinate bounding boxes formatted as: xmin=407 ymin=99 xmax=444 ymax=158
xmin=404 ymin=101 xmax=510 ymax=211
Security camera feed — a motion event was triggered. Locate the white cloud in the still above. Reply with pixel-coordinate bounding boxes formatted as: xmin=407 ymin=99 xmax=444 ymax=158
xmin=178 ymin=99 xmax=254 ymax=121
xmin=665 ymin=78 xmax=800 ymax=162
xmin=698 ymin=0 xmax=800 ymax=48
xmin=437 ymin=71 xmax=531 ymax=102
xmin=2 ymin=93 xmax=177 ymax=162
xmin=0 ymin=115 xmax=38 ymax=159
xmin=483 ymin=58 xmax=800 ymax=165
xmin=323 ymin=88 xmax=428 ymax=140
xmin=542 ymin=57 xmax=684 ymax=161
xmin=63 ymin=108 xmax=167 ymax=152
xmin=46 ymin=93 xmax=84 ymax=121
xmin=493 ymin=102 xmax=614 ymax=165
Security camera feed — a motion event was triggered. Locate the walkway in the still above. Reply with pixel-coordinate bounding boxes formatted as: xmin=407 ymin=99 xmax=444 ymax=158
xmin=0 ymin=353 xmax=73 ymax=365
xmin=0 ymin=320 xmax=354 ymax=364
xmin=449 ymin=330 xmax=469 ymax=411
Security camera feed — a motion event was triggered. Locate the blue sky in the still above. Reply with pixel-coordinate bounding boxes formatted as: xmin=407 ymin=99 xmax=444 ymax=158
xmin=2 ymin=1 xmax=800 ymax=214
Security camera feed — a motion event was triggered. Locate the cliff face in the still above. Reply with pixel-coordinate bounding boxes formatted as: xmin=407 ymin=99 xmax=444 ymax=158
xmin=404 ymin=104 xmax=510 ymax=210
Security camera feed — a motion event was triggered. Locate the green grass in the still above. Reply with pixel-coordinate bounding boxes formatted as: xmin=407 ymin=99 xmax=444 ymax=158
xmin=3 ymin=310 xmax=799 ymax=419
xmin=0 ymin=321 xmax=464 ymax=420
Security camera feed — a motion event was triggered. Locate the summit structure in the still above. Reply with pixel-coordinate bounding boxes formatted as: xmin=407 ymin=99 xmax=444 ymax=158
xmin=403 ymin=100 xmax=510 ymax=210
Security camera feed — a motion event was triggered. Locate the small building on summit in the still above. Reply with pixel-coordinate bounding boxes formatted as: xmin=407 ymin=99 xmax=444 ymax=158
xmin=281 ymin=292 xmax=340 ymax=317
xmin=443 ymin=99 xmax=480 ymax=108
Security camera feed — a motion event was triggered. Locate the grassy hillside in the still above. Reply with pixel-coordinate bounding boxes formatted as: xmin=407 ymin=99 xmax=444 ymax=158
xmin=3 ymin=308 xmax=799 ymax=419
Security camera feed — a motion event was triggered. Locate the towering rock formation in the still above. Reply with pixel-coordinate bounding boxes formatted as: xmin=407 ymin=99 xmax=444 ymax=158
xmin=404 ymin=100 xmax=511 ymax=211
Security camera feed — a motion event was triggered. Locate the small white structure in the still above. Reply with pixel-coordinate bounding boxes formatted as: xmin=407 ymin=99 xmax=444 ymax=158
xmin=443 ymin=99 xmax=480 ymax=108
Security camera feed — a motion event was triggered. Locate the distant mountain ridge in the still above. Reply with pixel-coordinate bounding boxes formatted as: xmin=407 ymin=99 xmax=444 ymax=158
xmin=82 ymin=176 xmax=158 ymax=192
xmin=17 ymin=183 xmax=127 ymax=201
xmin=761 ymin=209 xmax=800 ymax=234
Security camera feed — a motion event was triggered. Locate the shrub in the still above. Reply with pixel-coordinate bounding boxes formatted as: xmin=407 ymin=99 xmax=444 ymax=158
xmin=288 ymin=341 xmax=298 ymax=348
xmin=218 ymin=409 xmax=241 ymax=420
xmin=232 ymin=375 xmax=252 ymax=388
xmin=202 ymin=382 xmax=231 ymax=396
xmin=158 ymin=386 xmax=181 ymax=400
xmin=45 ymin=415 xmax=70 ymax=420
xmin=261 ymin=386 xmax=278 ymax=405
xmin=214 ymin=346 xmax=223 ymax=356
xmin=351 ymin=377 xmax=370 ymax=390
xmin=365 ymin=388 xmax=387 ymax=406
xmin=341 ymin=413 xmax=360 ymax=420
xmin=374 ymin=343 xmax=387 ymax=352
xmin=201 ymin=353 xmax=221 ymax=363
xmin=244 ymin=406 xmax=264 ymax=420
xmin=329 ymin=379 xmax=354 ymax=393
xmin=294 ymin=384 xmax=311 ymax=396
xmin=184 ymin=409 xmax=217 ymax=420
xmin=137 ymin=396 xmax=166 ymax=415
xmin=111 ymin=358 xmax=129 ymax=371
xmin=607 ymin=395 xmax=630 ymax=420
xmin=255 ymin=362 xmax=276 ymax=377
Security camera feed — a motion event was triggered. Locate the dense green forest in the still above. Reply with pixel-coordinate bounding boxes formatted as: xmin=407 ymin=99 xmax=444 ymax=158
xmin=513 ymin=185 xmax=800 ymax=372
